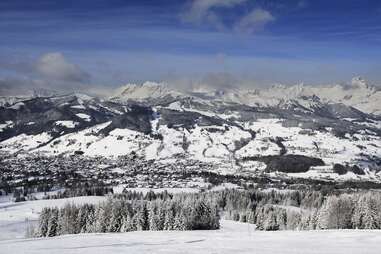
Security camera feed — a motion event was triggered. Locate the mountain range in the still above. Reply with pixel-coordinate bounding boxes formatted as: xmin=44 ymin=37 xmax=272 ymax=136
xmin=1 ymin=77 xmax=380 ymax=182
xmin=111 ymin=77 xmax=381 ymax=115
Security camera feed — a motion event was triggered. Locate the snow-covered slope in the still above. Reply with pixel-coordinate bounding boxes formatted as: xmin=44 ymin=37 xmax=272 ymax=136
xmin=2 ymin=219 xmax=381 ymax=254
xmin=1 ymin=192 xmax=380 ymax=254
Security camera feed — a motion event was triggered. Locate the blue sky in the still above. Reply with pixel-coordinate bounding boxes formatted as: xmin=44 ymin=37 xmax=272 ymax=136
xmin=1 ymin=0 xmax=381 ymax=93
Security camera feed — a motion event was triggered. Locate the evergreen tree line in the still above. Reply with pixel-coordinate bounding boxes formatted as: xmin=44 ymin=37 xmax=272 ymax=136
xmin=36 ymin=194 xmax=220 ymax=237
xmin=9 ymin=185 xmax=113 ymax=202
xmin=117 ymin=189 xmax=174 ymax=201
xmin=218 ymin=189 xmax=381 ymax=230
xmin=35 ymin=188 xmax=381 ymax=237
xmin=42 ymin=186 xmax=114 ymax=200
xmin=218 ymin=188 xmax=325 ymax=222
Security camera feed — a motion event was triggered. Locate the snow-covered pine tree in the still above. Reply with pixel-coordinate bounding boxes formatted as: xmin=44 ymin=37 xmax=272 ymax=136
xmin=363 ymin=194 xmax=379 ymax=229
xmin=255 ymin=206 xmax=265 ymax=230
xmin=69 ymin=204 xmax=79 ymax=234
xmin=352 ymin=195 xmax=365 ymax=229
xmin=56 ymin=208 xmax=65 ymax=235
xmin=57 ymin=204 xmax=76 ymax=235
xmin=263 ymin=209 xmax=279 ymax=231
xmin=191 ymin=199 xmax=213 ymax=230
xmin=82 ymin=206 xmax=96 ymax=233
xmin=316 ymin=199 xmax=329 ymax=230
xmin=325 ymin=196 xmax=341 ymax=229
xmin=108 ymin=201 xmax=123 ymax=232
xmin=132 ymin=212 xmax=141 ymax=231
xmin=93 ymin=205 xmax=108 ymax=233
xmin=77 ymin=204 xmax=90 ymax=233
xmin=156 ymin=203 xmax=166 ymax=230
xmin=148 ymin=202 xmax=160 ymax=231
xmin=173 ymin=209 xmax=187 ymax=230
xmin=276 ymin=209 xmax=287 ymax=230
xmin=210 ymin=202 xmax=220 ymax=230
xmin=309 ymin=209 xmax=319 ymax=230
xmin=338 ymin=194 xmax=354 ymax=229
xmin=286 ymin=209 xmax=301 ymax=230
xmin=38 ymin=207 xmax=51 ymax=237
xmin=134 ymin=202 xmax=149 ymax=231
xmin=164 ymin=203 xmax=175 ymax=230
xmin=120 ymin=213 xmax=134 ymax=232
xmin=46 ymin=208 xmax=59 ymax=237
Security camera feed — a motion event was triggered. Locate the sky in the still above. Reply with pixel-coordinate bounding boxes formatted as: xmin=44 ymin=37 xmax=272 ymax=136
xmin=1 ymin=0 xmax=381 ymax=95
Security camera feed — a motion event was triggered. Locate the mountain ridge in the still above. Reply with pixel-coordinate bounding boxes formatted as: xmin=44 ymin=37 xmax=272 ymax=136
xmin=110 ymin=77 xmax=381 ymax=116
xmin=0 ymin=77 xmax=380 ymax=183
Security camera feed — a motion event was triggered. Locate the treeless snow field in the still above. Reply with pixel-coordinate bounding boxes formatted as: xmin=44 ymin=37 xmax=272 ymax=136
xmin=1 ymin=220 xmax=381 ymax=254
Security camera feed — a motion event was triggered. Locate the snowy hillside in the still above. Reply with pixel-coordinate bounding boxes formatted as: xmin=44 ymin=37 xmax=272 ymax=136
xmin=1 ymin=219 xmax=381 ymax=254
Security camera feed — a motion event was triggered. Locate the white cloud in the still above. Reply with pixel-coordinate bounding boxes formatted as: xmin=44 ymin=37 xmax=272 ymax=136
xmin=181 ymin=0 xmax=247 ymax=29
xmin=36 ymin=52 xmax=90 ymax=82
xmin=0 ymin=52 xmax=94 ymax=96
xmin=182 ymin=1 xmax=274 ymax=34
xmin=234 ymin=8 xmax=275 ymax=34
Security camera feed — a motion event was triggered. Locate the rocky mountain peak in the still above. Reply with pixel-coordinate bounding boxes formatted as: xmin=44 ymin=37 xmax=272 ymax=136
xmin=111 ymin=81 xmax=182 ymax=102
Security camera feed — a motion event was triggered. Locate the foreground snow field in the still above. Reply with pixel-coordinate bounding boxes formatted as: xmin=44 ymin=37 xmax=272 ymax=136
xmin=1 ymin=220 xmax=381 ymax=254
xmin=1 ymin=196 xmax=381 ymax=253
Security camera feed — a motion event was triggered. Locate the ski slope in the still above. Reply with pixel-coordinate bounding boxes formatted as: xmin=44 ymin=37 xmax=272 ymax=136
xmin=1 ymin=196 xmax=381 ymax=253
xmin=1 ymin=220 xmax=381 ymax=254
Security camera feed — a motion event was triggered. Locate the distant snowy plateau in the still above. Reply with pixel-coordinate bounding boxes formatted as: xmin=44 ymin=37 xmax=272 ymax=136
xmin=1 ymin=76 xmax=381 ymax=182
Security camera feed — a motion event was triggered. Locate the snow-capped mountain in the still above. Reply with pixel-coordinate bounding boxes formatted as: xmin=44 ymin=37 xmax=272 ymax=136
xmin=1 ymin=77 xmax=381 ymax=182
xmin=239 ymin=77 xmax=381 ymax=115
xmin=111 ymin=77 xmax=381 ymax=116
xmin=110 ymin=81 xmax=183 ymax=104
xmin=201 ymin=77 xmax=381 ymax=116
